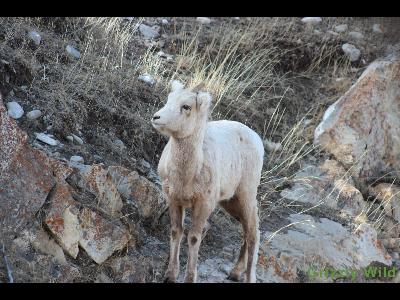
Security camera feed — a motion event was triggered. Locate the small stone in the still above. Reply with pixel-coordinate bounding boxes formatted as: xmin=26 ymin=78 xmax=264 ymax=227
xmin=139 ymin=24 xmax=160 ymax=39
xmin=232 ymin=17 xmax=240 ymax=21
xmin=66 ymin=135 xmax=74 ymax=142
xmin=304 ymin=119 xmax=313 ymax=126
xmin=28 ymin=30 xmax=41 ymax=45
xmin=70 ymin=155 xmax=84 ymax=164
xmin=263 ymin=139 xmax=282 ymax=152
xmin=26 ymin=109 xmax=42 ymax=120
xmin=122 ymin=17 xmax=134 ymax=22
xmin=334 ymin=24 xmax=348 ymax=33
xmin=313 ymin=29 xmax=321 ymax=35
xmin=35 ymin=132 xmax=58 ymax=146
xmin=113 ymin=139 xmax=125 ymax=149
xmin=138 ymin=73 xmax=155 ymax=85
xmin=161 ymin=19 xmax=169 ymax=25
xmin=372 ymin=24 xmax=384 ymax=34
xmin=6 ymin=101 xmax=24 ymax=119
xmin=66 ymin=45 xmax=81 ymax=59
xmin=93 ymin=155 xmax=103 ymax=162
xmin=348 ymin=31 xmax=364 ymax=40
xmin=140 ymin=159 xmax=151 ymax=170
xmin=342 ymin=43 xmax=361 ymax=62
xmin=71 ymin=134 xmax=84 ymax=145
xmin=301 ymin=17 xmax=322 ymax=26
xmin=157 ymin=51 xmax=173 ymax=60
xmin=196 ymin=17 xmax=212 ymax=25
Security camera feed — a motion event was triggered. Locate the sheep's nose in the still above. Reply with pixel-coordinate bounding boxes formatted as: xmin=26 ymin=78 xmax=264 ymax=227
xmin=152 ymin=115 xmax=160 ymax=120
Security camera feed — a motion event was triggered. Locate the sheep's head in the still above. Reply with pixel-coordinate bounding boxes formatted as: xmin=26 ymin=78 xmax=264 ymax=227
xmin=151 ymin=80 xmax=212 ymax=138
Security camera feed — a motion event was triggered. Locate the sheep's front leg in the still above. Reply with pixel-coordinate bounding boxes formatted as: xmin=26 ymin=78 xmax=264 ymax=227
xmin=184 ymin=202 xmax=212 ymax=283
xmin=164 ymin=203 xmax=184 ymax=282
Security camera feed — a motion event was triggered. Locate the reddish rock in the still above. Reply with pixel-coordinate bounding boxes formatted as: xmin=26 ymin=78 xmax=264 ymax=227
xmin=0 ymin=95 xmax=55 ymax=237
xmin=75 ymin=164 xmax=123 ymax=218
xmin=108 ymin=165 xmax=167 ymax=219
xmin=314 ymin=52 xmax=400 ymax=181
xmin=78 ymin=208 xmax=131 ymax=264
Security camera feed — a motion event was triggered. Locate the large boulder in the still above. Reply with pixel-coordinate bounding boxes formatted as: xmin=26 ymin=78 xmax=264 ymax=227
xmin=314 ymin=52 xmax=400 ymax=182
xmin=258 ymin=214 xmax=392 ymax=282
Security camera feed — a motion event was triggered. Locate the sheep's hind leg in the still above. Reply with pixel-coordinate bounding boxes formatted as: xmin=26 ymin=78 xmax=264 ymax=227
xmin=244 ymin=205 xmax=260 ymax=283
xmin=164 ymin=203 xmax=185 ymax=283
xmin=219 ymin=197 xmax=248 ymax=282
xmin=184 ymin=201 xmax=212 ymax=283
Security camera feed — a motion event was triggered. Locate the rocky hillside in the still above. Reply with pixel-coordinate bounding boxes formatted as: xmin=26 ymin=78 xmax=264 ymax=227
xmin=1 ymin=17 xmax=400 ymax=283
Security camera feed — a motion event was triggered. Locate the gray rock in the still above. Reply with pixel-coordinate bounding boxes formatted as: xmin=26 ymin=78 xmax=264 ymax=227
xmin=66 ymin=45 xmax=81 ymax=59
xmin=301 ymin=17 xmax=322 ymax=25
xmin=138 ymin=73 xmax=156 ymax=85
xmin=161 ymin=19 xmax=169 ymax=25
xmin=28 ymin=31 xmax=41 ymax=45
xmin=258 ymin=214 xmax=392 ymax=282
xmin=139 ymin=24 xmax=160 ymax=39
xmin=196 ymin=17 xmax=212 ymax=25
xmin=66 ymin=135 xmax=74 ymax=143
xmin=113 ymin=139 xmax=125 ymax=149
xmin=26 ymin=109 xmax=42 ymax=120
xmin=6 ymin=101 xmax=24 ymax=119
xmin=140 ymin=159 xmax=151 ymax=170
xmin=341 ymin=43 xmax=361 ymax=62
xmin=373 ymin=24 xmax=384 ymax=34
xmin=70 ymin=155 xmax=84 ymax=164
xmin=348 ymin=31 xmax=364 ymax=40
xmin=35 ymin=132 xmax=59 ymax=146
xmin=71 ymin=134 xmax=84 ymax=145
xmin=334 ymin=24 xmax=348 ymax=33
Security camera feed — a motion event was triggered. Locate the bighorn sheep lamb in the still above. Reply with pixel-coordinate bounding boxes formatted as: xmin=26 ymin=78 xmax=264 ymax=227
xmin=151 ymin=80 xmax=264 ymax=283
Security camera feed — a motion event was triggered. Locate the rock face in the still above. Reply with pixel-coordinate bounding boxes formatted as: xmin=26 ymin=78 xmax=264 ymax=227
xmin=280 ymin=160 xmax=366 ymax=216
xmin=75 ymin=164 xmax=123 ymax=218
xmin=78 ymin=208 xmax=131 ymax=264
xmin=108 ymin=166 xmax=167 ymax=219
xmin=314 ymin=52 xmax=400 ymax=181
xmin=0 ymin=97 xmax=132 ymax=270
xmin=258 ymin=214 xmax=392 ymax=282
xmin=0 ymin=97 xmax=55 ymax=238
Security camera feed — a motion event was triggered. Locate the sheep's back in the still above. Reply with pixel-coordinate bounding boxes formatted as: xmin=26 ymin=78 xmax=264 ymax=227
xmin=204 ymin=120 xmax=264 ymax=198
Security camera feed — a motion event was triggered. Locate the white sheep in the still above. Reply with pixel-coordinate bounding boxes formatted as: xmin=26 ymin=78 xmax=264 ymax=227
xmin=151 ymin=80 xmax=264 ymax=283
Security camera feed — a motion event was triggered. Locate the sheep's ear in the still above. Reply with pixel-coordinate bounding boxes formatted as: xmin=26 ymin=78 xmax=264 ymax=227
xmin=191 ymin=82 xmax=205 ymax=93
xmin=196 ymin=91 xmax=212 ymax=111
xmin=171 ymin=80 xmax=185 ymax=92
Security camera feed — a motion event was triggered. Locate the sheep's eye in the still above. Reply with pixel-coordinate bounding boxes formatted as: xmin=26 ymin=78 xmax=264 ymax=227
xmin=182 ymin=105 xmax=191 ymax=111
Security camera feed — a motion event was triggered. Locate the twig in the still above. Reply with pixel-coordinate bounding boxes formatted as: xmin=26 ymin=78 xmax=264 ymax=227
xmin=1 ymin=242 xmax=14 ymax=283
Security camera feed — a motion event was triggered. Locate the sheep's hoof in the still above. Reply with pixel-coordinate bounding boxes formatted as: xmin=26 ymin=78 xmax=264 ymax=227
xmin=227 ymin=273 xmax=241 ymax=282
xmin=164 ymin=276 xmax=176 ymax=283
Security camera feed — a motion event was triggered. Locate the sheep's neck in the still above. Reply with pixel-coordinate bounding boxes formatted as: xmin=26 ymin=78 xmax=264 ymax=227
xmin=170 ymin=123 xmax=206 ymax=192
